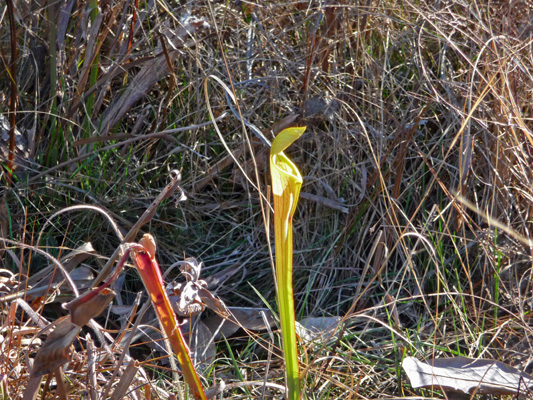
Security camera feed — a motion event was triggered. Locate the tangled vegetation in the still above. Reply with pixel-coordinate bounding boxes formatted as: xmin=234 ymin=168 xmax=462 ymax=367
xmin=1 ymin=1 xmax=533 ymax=398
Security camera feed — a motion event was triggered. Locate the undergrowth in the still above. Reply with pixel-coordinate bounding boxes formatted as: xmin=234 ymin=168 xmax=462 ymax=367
xmin=1 ymin=0 xmax=533 ymax=399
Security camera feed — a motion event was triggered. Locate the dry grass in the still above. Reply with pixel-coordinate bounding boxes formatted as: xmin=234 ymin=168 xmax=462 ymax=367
xmin=1 ymin=0 xmax=533 ymax=398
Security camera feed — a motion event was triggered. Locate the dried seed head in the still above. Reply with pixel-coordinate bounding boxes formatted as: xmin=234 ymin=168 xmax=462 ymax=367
xmin=139 ymin=233 xmax=157 ymax=260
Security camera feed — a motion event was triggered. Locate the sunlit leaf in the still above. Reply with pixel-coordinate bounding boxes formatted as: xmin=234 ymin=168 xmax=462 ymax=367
xmin=271 ymin=126 xmax=306 ymax=155
xmin=403 ymin=356 xmax=533 ymax=396
xmin=270 ymin=126 xmax=305 ymax=400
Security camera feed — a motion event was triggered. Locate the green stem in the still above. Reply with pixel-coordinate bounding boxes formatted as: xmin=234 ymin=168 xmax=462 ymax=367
xmin=270 ymin=127 xmax=306 ymax=399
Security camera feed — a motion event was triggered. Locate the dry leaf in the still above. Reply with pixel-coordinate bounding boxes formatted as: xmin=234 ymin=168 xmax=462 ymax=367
xmin=32 ymin=288 xmax=115 ymax=376
xmin=204 ymin=307 xmax=276 ymax=340
xmin=30 ymin=316 xmax=79 ymax=377
xmin=296 ymin=316 xmax=342 ymax=343
xmin=109 ymin=360 xmax=139 ymax=400
xmin=97 ymin=16 xmax=208 ymax=135
xmin=203 ymin=263 xmax=243 ymax=290
xmin=402 ymin=356 xmax=533 ymax=396
xmin=69 ymin=266 xmax=95 ymax=290
xmin=300 ymin=95 xmax=339 ymax=124
xmin=64 ymin=287 xmax=115 ymax=326
xmin=299 ymin=192 xmax=349 ymax=213
xmin=0 ymin=114 xmax=32 ymax=170
xmin=167 ymin=258 xmax=228 ymax=318
xmin=28 ymin=242 xmax=96 ymax=288
xmin=187 ymin=319 xmax=216 ymax=372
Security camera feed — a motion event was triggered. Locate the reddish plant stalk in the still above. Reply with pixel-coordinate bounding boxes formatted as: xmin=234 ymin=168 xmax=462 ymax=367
xmin=130 ymin=243 xmax=207 ymax=400
xmin=5 ymin=0 xmax=18 ymax=185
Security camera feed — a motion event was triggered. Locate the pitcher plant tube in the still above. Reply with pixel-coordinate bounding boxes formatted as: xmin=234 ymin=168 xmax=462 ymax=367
xmin=130 ymin=234 xmax=208 ymax=400
xmin=270 ymin=126 xmax=306 ymax=399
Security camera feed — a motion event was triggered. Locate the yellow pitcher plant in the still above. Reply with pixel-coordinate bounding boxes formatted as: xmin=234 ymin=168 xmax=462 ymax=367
xmin=270 ymin=126 xmax=306 ymax=400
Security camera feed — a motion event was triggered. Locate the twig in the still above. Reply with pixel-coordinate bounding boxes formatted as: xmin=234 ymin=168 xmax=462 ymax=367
xmin=5 ymin=0 xmax=18 ymax=184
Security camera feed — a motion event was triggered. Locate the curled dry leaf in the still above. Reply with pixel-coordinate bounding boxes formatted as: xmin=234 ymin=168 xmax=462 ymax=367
xmin=30 ymin=316 xmax=79 ymax=377
xmin=167 ymin=258 xmax=229 ymax=318
xmin=139 ymin=233 xmax=157 ymax=260
xmin=24 ymin=286 xmax=116 ymax=400
xmin=64 ymin=287 xmax=116 ymax=326
xmin=31 ymin=288 xmax=116 ymax=377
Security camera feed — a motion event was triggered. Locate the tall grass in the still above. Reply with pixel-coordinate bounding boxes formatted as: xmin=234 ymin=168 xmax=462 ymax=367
xmin=1 ymin=1 xmax=533 ymax=398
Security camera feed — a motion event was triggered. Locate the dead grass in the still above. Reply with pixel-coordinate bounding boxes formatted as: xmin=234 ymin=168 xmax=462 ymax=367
xmin=1 ymin=0 xmax=533 ymax=398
